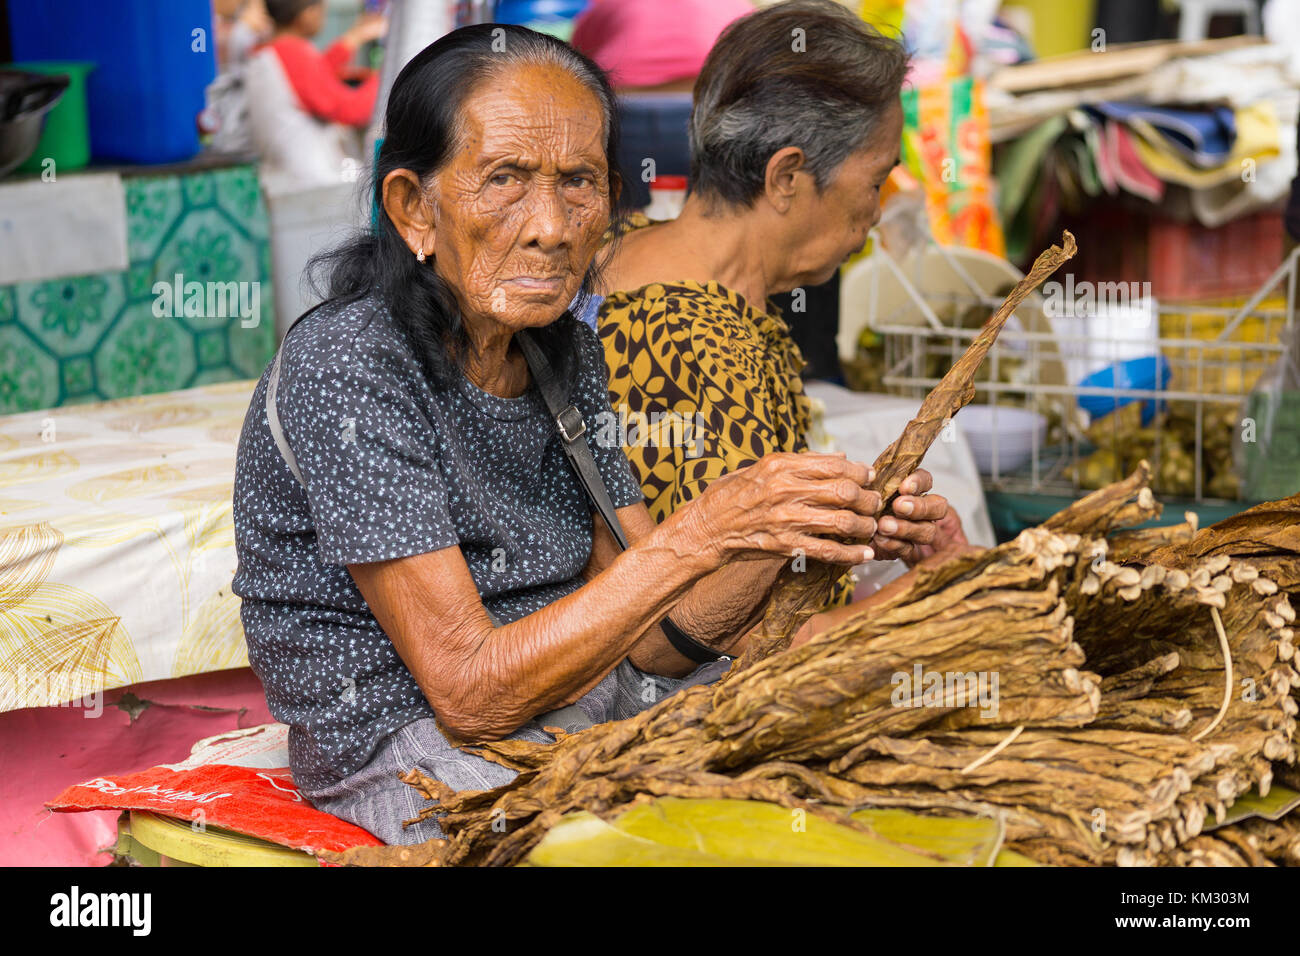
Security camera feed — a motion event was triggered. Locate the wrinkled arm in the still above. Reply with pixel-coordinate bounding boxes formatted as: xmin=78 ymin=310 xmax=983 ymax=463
xmin=583 ymin=502 xmax=786 ymax=677
xmin=348 ymin=500 xmax=721 ymax=742
xmin=351 ymin=451 xmax=879 ymax=742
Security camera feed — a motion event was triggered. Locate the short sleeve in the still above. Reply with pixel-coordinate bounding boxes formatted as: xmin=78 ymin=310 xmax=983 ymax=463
xmin=570 ymin=321 xmax=645 ymax=510
xmin=276 ymin=340 xmax=461 ymax=566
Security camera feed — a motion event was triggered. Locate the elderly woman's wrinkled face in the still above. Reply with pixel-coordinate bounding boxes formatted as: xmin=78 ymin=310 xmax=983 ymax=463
xmin=786 ymin=100 xmax=904 ymax=288
xmin=427 ymin=62 xmax=612 ymax=332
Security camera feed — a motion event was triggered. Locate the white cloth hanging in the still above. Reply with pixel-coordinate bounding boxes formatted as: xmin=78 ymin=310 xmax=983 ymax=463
xmin=245 ymin=46 xmax=363 ymax=197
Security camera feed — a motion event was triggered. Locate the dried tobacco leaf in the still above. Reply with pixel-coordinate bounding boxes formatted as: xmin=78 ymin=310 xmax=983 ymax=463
xmin=743 ymin=231 xmax=1078 ymax=665
xmin=1149 ymin=495 xmax=1300 ymax=566
xmin=324 ymin=464 xmax=1300 ymax=867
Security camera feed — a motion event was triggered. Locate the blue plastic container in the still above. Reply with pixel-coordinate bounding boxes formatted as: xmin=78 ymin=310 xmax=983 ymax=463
xmin=495 ymin=0 xmax=591 ymax=38
xmin=1078 ymin=355 xmax=1172 ymax=425
xmin=7 ymin=0 xmax=215 ymax=164
xmin=495 ymin=1 xmax=591 ymax=23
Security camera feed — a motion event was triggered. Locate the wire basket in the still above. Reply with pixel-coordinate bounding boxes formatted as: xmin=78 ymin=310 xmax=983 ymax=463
xmin=841 ymin=239 xmax=1300 ymax=504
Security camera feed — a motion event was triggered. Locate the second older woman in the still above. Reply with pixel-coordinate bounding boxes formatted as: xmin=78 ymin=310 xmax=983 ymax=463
xmin=596 ymin=0 xmax=973 ymax=634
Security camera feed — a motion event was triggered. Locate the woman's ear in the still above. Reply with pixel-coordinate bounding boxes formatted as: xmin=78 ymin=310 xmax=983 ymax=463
xmin=763 ymin=146 xmax=808 ymax=215
xmin=382 ymin=169 xmax=434 ymax=258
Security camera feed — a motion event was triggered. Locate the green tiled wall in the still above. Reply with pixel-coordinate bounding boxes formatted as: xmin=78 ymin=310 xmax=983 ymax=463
xmin=0 ymin=163 xmax=277 ymax=413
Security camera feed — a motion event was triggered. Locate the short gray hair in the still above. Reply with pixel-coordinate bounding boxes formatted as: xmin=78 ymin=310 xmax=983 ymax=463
xmin=688 ymin=0 xmax=910 ymax=208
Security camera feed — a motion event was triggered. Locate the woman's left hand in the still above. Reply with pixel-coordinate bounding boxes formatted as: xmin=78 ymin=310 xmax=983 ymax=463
xmin=870 ymin=469 xmax=968 ymax=566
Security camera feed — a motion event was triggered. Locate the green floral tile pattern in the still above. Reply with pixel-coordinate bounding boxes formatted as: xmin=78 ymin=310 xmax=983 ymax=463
xmin=0 ymin=325 xmax=59 ymax=411
xmin=0 ymin=163 xmax=277 ymax=414
xmin=95 ymin=309 xmax=196 ymax=396
xmin=197 ymin=327 xmax=228 ymax=366
xmin=215 ymin=165 xmax=268 ymax=241
xmin=127 ymin=177 xmax=183 ymax=262
xmin=17 ymin=274 xmax=125 ymax=356
xmin=62 ymin=356 xmax=94 ymax=399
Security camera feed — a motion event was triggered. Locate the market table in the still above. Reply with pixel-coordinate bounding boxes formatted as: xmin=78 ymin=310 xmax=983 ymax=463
xmin=0 ymin=379 xmax=256 ymax=712
xmin=0 ymin=378 xmax=999 ymax=712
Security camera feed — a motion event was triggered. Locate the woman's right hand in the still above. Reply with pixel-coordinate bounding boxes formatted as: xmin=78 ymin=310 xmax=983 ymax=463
xmin=680 ymin=451 xmax=881 ymax=568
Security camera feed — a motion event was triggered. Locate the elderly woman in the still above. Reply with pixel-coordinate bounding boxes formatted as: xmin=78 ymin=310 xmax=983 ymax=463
xmin=597 ymin=0 xmax=973 ymax=624
xmin=232 ymin=22 xmax=948 ymax=846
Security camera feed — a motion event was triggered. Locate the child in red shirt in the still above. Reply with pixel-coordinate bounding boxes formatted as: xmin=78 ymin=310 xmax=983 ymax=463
xmin=263 ymin=0 xmax=387 ymax=128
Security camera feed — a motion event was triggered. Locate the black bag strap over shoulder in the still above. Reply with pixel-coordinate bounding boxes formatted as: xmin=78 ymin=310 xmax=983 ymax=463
xmin=517 ymin=325 xmax=725 ymax=665
xmin=265 ymin=299 xmax=337 ymax=492
xmin=515 ymin=325 xmax=631 ymax=551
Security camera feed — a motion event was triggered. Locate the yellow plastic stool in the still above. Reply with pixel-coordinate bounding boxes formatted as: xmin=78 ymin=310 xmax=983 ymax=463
xmin=116 ymin=811 xmax=320 ymax=867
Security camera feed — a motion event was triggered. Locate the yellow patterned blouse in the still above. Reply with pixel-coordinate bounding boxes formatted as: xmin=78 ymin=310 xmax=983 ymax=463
xmin=597 ymin=268 xmax=854 ymax=609
xmin=598 ymin=279 xmax=811 ymax=519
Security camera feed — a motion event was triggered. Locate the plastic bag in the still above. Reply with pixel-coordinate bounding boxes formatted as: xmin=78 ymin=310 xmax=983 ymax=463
xmin=1241 ymin=315 xmax=1300 ymax=500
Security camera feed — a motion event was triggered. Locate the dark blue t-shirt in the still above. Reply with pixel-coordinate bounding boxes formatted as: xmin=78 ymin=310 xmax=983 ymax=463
xmin=232 ymin=294 xmax=643 ymax=791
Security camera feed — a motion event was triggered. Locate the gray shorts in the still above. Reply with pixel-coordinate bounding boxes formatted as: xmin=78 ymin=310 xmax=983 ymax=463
xmin=299 ymin=658 xmax=729 ymax=844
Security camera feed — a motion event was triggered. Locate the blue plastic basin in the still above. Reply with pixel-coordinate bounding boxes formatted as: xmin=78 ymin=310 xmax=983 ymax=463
xmin=1078 ymin=355 xmax=1172 ymax=425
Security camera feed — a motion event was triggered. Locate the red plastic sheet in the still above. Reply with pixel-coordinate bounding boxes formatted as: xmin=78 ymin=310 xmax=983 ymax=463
xmin=49 ymin=763 xmax=382 ymax=856
xmin=2 ymin=667 xmax=277 ymax=866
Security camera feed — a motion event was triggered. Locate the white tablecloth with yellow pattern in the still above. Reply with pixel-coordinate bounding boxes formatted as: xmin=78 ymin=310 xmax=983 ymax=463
xmin=0 ymin=380 xmax=256 ymax=712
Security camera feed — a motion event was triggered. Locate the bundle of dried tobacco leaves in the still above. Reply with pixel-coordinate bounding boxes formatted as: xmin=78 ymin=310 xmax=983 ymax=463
xmin=329 ymin=471 xmax=1298 ymax=867
xmin=326 ymin=231 xmax=1299 ymax=866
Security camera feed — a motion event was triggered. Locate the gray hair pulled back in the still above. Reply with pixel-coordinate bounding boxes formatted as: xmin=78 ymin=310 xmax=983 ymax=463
xmin=688 ymin=0 xmax=910 ymax=208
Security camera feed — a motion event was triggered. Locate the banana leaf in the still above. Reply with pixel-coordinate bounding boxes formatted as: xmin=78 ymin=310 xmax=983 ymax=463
xmin=1206 ymin=785 xmax=1300 ymax=830
xmin=992 ymin=849 xmax=1041 ymax=866
xmin=526 ymin=798 xmax=1012 ymax=867
xmin=849 ymin=807 xmax=1006 ymax=866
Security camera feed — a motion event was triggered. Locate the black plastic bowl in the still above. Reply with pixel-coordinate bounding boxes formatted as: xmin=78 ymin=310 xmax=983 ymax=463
xmin=0 ymin=69 xmax=70 ymax=178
